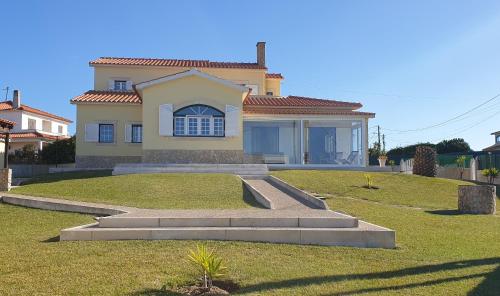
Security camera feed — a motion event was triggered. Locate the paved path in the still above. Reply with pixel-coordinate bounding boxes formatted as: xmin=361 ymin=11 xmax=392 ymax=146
xmin=243 ymin=179 xmax=311 ymax=210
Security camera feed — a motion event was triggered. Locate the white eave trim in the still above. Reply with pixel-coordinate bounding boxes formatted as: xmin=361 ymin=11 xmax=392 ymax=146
xmin=134 ymin=68 xmax=249 ymax=92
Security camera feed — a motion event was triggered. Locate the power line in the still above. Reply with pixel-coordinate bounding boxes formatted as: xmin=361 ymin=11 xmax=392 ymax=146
xmin=382 ymin=92 xmax=500 ymax=133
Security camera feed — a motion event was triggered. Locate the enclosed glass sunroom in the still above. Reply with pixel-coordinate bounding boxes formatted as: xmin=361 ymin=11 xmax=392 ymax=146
xmin=243 ymin=119 xmax=365 ymax=166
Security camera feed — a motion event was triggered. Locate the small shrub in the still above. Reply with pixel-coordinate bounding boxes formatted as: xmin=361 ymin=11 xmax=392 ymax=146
xmin=364 ymin=174 xmax=377 ymax=189
xmin=455 ymin=155 xmax=467 ymax=180
xmin=188 ymin=244 xmax=227 ymax=290
xmin=388 ymin=160 xmax=396 ymax=171
xmin=481 ymin=168 xmax=499 ymax=184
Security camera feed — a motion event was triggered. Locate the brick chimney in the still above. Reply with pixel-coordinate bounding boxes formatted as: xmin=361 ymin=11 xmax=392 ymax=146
xmin=13 ymin=90 xmax=21 ymax=109
xmin=256 ymin=42 xmax=266 ymax=67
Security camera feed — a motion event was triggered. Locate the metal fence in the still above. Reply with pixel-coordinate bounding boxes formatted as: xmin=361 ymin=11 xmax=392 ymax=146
xmin=437 ymin=151 xmax=500 ymax=170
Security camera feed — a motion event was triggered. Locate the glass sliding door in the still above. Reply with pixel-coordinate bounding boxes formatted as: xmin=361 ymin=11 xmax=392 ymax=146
xmin=244 ymin=120 xmax=301 ymax=164
xmin=305 ymin=120 xmax=363 ymax=166
xmin=250 ymin=126 xmax=279 ymax=154
xmin=307 ymin=127 xmax=337 ymax=164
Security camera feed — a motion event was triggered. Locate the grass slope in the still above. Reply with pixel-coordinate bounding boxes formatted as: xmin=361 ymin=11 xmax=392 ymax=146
xmin=272 ymin=170 xmax=473 ymax=209
xmin=1 ymin=170 xmax=499 ymax=295
xmin=11 ymin=171 xmax=258 ymax=209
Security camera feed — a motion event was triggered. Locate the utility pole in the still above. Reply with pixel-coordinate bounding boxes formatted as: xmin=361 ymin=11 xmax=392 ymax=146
xmin=377 ymin=125 xmax=381 ymax=151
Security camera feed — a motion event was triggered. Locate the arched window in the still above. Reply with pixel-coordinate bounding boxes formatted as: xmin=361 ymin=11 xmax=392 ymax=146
xmin=173 ymin=104 xmax=225 ymax=137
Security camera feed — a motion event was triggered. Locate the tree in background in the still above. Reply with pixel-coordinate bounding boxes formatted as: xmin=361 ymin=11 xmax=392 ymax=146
xmin=40 ymin=136 xmax=75 ymax=164
xmin=386 ymin=143 xmax=435 ymax=164
xmin=435 ymin=138 xmax=471 ymax=154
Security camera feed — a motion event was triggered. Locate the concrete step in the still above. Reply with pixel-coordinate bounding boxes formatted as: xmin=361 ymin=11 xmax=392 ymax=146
xmin=97 ymin=215 xmax=359 ymax=228
xmin=112 ymin=163 xmax=269 ymax=176
xmin=61 ymin=221 xmax=396 ymax=248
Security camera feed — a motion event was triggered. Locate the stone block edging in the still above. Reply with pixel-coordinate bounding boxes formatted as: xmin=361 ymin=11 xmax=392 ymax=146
xmin=0 ymin=194 xmax=131 ymax=216
xmin=458 ymin=185 xmax=496 ymax=214
xmin=238 ymin=176 xmax=273 ymax=209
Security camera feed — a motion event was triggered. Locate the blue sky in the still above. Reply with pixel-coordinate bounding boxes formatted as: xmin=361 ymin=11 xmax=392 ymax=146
xmin=1 ymin=0 xmax=500 ymax=150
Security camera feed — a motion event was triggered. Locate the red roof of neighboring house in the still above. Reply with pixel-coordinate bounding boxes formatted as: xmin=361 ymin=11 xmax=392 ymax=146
xmin=244 ymin=95 xmax=363 ymax=109
xmin=0 ymin=118 xmax=15 ymax=129
xmin=0 ymin=101 xmax=72 ymax=123
xmin=265 ymin=73 xmax=283 ymax=79
xmin=90 ymin=57 xmax=267 ymax=70
xmin=70 ymin=90 xmax=141 ymax=104
xmin=0 ymin=131 xmax=68 ymax=140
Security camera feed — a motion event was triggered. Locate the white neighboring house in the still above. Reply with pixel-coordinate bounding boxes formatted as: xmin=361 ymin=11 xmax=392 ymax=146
xmin=0 ymin=90 xmax=72 ymax=154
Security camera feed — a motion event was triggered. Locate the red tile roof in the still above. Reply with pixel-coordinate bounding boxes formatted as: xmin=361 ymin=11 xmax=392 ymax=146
xmin=0 ymin=118 xmax=15 ymax=129
xmin=70 ymin=91 xmax=373 ymax=116
xmin=266 ymin=73 xmax=283 ymax=79
xmin=90 ymin=57 xmax=267 ymax=70
xmin=70 ymin=90 xmax=142 ymax=104
xmin=0 ymin=101 xmax=72 ymax=123
xmin=244 ymin=95 xmax=362 ymax=109
xmin=243 ymin=95 xmax=373 ymax=117
xmin=243 ymin=107 xmax=375 ymax=116
xmin=0 ymin=131 xmax=68 ymax=140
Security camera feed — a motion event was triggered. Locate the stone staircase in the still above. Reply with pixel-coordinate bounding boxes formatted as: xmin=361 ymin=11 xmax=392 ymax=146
xmin=60 ymin=209 xmax=395 ymax=248
xmin=112 ymin=163 xmax=269 ymax=176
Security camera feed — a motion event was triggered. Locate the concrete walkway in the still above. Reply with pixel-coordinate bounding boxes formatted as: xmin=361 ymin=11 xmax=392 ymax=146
xmin=243 ymin=179 xmax=310 ymax=210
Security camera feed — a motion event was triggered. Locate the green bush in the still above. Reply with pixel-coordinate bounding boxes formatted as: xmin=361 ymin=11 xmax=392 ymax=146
xmin=481 ymin=168 xmax=499 ymax=184
xmin=40 ymin=136 xmax=75 ymax=164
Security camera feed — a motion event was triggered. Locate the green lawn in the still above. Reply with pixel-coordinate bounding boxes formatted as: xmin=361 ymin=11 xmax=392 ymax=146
xmin=272 ymin=170 xmax=474 ymax=209
xmin=0 ymin=170 xmax=499 ymax=295
xmin=11 ymin=171 xmax=259 ymax=209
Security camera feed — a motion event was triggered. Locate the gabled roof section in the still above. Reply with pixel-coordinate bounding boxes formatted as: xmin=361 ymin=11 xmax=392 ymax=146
xmin=71 ymin=91 xmax=141 ymax=104
xmin=134 ymin=69 xmax=250 ymax=93
xmin=0 ymin=101 xmax=72 ymax=123
xmin=90 ymin=57 xmax=267 ymax=70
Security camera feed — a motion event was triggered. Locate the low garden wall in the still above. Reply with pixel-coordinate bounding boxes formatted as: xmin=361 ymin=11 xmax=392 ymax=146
xmin=436 ymin=167 xmax=500 ymax=185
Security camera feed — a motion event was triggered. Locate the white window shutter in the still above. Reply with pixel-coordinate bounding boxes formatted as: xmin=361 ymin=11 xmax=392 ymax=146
xmin=126 ymin=81 xmax=133 ymax=91
xmin=84 ymin=123 xmax=99 ymax=142
xmin=124 ymin=124 xmax=132 ymax=142
xmin=225 ymin=105 xmax=240 ymax=137
xmin=159 ymin=104 xmax=173 ymax=136
xmin=108 ymin=80 xmax=115 ymax=90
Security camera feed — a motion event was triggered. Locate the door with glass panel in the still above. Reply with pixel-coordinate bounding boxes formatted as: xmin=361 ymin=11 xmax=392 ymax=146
xmin=307 ymin=127 xmax=336 ymax=164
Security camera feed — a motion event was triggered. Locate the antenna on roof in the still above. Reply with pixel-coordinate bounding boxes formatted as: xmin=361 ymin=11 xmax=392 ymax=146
xmin=2 ymin=86 xmax=9 ymax=101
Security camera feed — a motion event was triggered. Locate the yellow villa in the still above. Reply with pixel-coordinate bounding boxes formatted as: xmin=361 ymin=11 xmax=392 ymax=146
xmin=71 ymin=42 xmax=374 ymax=168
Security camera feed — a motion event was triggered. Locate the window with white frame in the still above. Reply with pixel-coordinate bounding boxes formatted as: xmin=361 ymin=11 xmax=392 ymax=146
xmin=174 ymin=117 xmax=185 ymax=135
xmin=42 ymin=120 xmax=51 ymax=132
xmin=214 ymin=118 xmax=224 ymax=136
xmin=173 ymin=104 xmax=225 ymax=137
xmin=28 ymin=118 xmax=37 ymax=129
xmin=58 ymin=125 xmax=64 ymax=134
xmin=131 ymin=124 xmax=142 ymax=143
xmin=114 ymin=80 xmax=127 ymax=91
xmin=496 ymin=135 xmax=500 ymax=144
xmin=99 ymin=124 xmax=114 ymax=143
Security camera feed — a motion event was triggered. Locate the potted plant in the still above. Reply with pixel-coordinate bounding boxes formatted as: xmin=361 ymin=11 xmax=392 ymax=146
xmin=378 ymin=152 xmax=388 ymax=167
xmin=377 ymin=135 xmax=388 ymax=167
